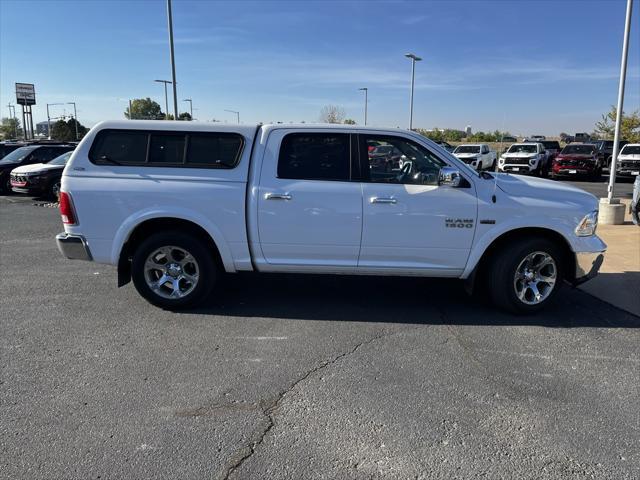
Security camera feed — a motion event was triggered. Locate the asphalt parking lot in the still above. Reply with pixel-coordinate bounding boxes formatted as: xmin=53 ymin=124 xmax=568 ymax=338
xmin=1 ymin=185 xmax=639 ymax=480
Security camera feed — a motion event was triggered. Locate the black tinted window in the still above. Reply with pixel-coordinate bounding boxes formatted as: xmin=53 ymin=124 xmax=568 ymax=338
xmin=149 ymin=134 xmax=184 ymax=164
xmin=278 ymin=133 xmax=350 ymax=181
xmin=90 ymin=131 xmax=148 ymax=164
xmin=187 ymin=133 xmax=243 ymax=167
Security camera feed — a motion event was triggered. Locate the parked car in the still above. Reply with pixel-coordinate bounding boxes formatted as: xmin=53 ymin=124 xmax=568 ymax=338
xmin=538 ymin=140 xmax=561 ymax=163
xmin=56 ymin=121 xmax=605 ymax=314
xmin=631 ymin=175 xmax=639 ymax=226
xmin=615 ymin=143 xmax=640 ymax=178
xmin=0 ymin=144 xmax=75 ymax=194
xmin=452 ymin=144 xmax=496 ymax=170
xmin=10 ymin=150 xmax=73 ymax=199
xmin=574 ymin=133 xmax=591 ymax=143
xmin=551 ymin=144 xmax=600 ymax=179
xmin=368 ymin=144 xmax=403 ymax=172
xmin=593 ymin=139 xmax=630 ymax=171
xmin=0 ymin=142 xmax=26 ymax=160
xmin=498 ymin=143 xmax=548 ymax=175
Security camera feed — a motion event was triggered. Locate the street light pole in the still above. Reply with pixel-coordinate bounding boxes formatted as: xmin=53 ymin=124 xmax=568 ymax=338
xmin=46 ymin=103 xmax=63 ymax=140
xmin=154 ymin=80 xmax=171 ymax=119
xmin=225 ymin=109 xmax=240 ymax=123
xmin=359 ymin=87 xmax=368 ymax=125
xmin=607 ymin=0 xmax=633 ymax=203
xmin=167 ymin=0 xmax=178 ymax=119
xmin=405 ymin=53 xmax=422 ymax=130
xmin=67 ymin=102 xmax=78 ymax=140
xmin=183 ymin=98 xmax=193 ymax=120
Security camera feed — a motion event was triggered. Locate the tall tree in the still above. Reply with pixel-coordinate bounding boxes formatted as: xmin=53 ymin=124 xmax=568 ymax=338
xmin=125 ymin=98 xmax=164 ymax=120
xmin=594 ymin=106 xmax=640 ymax=142
xmin=0 ymin=117 xmax=22 ymax=139
xmin=319 ymin=105 xmax=345 ymax=124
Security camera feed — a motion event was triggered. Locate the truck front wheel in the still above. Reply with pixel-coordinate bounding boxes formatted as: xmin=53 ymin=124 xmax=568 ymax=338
xmin=131 ymin=231 xmax=217 ymax=309
xmin=488 ymin=238 xmax=563 ymax=314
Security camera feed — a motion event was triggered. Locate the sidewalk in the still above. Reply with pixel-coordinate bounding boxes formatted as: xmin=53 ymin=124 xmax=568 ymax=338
xmin=578 ymin=199 xmax=640 ymax=317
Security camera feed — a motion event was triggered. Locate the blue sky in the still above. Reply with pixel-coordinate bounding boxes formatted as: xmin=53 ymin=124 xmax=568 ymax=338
xmin=1 ymin=0 xmax=639 ymax=136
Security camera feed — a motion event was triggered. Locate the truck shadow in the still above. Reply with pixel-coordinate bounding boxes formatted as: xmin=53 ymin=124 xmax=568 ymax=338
xmin=184 ymin=272 xmax=640 ymax=328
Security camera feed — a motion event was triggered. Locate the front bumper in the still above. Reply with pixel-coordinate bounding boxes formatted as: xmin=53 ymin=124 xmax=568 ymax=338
xmin=572 ymin=251 xmax=605 ymax=285
xmin=616 ymin=168 xmax=640 ymax=177
xmin=56 ymin=233 xmax=92 ymax=261
xmin=552 ymin=167 xmax=595 ymax=176
xmin=499 ymin=164 xmax=535 ymax=174
xmin=11 ymin=184 xmax=47 ymax=195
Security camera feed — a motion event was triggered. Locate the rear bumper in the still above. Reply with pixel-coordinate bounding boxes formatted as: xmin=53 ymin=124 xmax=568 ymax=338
xmin=572 ymin=251 xmax=605 ymax=285
xmin=56 ymin=233 xmax=92 ymax=261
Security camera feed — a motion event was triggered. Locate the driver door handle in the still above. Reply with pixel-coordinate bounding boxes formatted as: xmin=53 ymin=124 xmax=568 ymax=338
xmin=265 ymin=192 xmax=292 ymax=201
xmin=371 ymin=196 xmax=397 ymax=204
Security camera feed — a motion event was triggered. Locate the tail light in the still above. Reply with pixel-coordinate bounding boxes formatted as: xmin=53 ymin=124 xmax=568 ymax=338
xmin=59 ymin=191 xmax=78 ymax=225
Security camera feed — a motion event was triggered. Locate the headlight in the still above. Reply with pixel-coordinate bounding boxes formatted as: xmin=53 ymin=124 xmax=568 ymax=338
xmin=529 ymin=158 xmax=537 ymax=165
xmin=575 ymin=210 xmax=598 ymax=237
xmin=499 ymin=157 xmax=505 ymax=164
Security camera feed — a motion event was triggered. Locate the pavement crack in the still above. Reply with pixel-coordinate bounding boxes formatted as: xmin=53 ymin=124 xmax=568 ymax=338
xmin=221 ymin=329 xmax=390 ymax=479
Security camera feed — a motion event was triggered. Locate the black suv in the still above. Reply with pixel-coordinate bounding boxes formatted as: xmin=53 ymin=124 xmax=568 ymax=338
xmin=593 ymin=140 xmax=629 ymax=171
xmin=0 ymin=142 xmax=27 ymax=160
xmin=0 ymin=143 xmax=75 ymax=194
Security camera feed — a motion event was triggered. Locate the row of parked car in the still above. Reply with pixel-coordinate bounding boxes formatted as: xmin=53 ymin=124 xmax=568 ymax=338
xmin=442 ymin=139 xmax=639 ymax=181
xmin=0 ymin=141 xmax=76 ymax=198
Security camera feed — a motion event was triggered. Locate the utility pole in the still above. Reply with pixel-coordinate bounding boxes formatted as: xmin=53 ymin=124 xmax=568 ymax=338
xmin=154 ymin=80 xmax=172 ymax=119
xmin=183 ymin=98 xmax=193 ymax=120
xmin=167 ymin=0 xmax=178 ymax=119
xmin=601 ymin=0 xmax=633 ymax=224
xmin=68 ymin=102 xmax=78 ymax=140
xmin=225 ymin=109 xmax=240 ymax=123
xmin=405 ymin=53 xmax=422 ymax=130
xmin=358 ymin=87 xmax=368 ymax=125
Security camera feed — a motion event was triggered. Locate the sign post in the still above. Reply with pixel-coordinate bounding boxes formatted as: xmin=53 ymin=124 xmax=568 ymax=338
xmin=15 ymin=83 xmax=36 ymax=140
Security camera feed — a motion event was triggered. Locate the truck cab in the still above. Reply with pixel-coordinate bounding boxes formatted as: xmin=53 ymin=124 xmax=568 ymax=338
xmin=56 ymin=121 xmax=606 ymax=314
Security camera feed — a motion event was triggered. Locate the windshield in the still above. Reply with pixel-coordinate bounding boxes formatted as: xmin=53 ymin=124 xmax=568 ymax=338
xmin=372 ymin=146 xmax=393 ymax=154
xmin=454 ymin=146 xmax=480 ymax=154
xmin=507 ymin=144 xmax=537 ymax=154
xmin=621 ymin=145 xmax=640 ymax=155
xmin=48 ymin=151 xmax=73 ymax=166
xmin=0 ymin=146 xmax=38 ymax=164
xmin=561 ymin=145 xmax=595 ymax=155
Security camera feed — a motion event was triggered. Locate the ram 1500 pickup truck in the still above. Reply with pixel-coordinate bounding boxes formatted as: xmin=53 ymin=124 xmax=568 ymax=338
xmin=56 ymin=121 xmax=606 ymax=314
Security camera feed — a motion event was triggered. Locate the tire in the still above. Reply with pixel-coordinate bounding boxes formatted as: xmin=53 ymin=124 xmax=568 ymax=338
xmin=490 ymin=158 xmax=496 ymax=171
xmin=487 ymin=238 xmax=564 ymax=314
xmin=632 ymin=204 xmax=639 ymax=226
xmin=131 ymin=231 xmax=218 ymax=309
xmin=49 ymin=180 xmax=61 ymax=200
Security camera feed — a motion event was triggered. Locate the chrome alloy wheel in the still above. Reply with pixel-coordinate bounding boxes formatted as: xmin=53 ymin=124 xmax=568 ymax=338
xmin=144 ymin=246 xmax=200 ymax=299
xmin=513 ymin=251 xmax=557 ymax=305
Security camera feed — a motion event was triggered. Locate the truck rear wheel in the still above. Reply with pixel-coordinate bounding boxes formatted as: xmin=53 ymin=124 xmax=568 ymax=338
xmin=488 ymin=238 xmax=563 ymax=314
xmin=131 ymin=231 xmax=217 ymax=309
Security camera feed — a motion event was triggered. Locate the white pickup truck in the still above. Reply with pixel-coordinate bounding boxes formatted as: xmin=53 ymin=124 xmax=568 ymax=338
xmin=452 ymin=144 xmax=496 ymax=171
xmin=499 ymin=142 xmax=548 ymax=176
xmin=56 ymin=121 xmax=605 ymax=314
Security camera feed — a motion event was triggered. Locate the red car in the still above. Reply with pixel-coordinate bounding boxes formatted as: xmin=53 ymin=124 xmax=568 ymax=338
xmin=551 ymin=144 xmax=600 ymax=180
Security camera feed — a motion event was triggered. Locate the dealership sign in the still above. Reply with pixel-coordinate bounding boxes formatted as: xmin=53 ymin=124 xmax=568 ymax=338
xmin=15 ymin=83 xmax=36 ymax=106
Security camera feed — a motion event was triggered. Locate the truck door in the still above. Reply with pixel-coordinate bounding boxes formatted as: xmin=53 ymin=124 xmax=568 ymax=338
xmin=256 ymin=130 xmax=362 ymax=270
xmin=357 ymin=134 xmax=477 ymax=274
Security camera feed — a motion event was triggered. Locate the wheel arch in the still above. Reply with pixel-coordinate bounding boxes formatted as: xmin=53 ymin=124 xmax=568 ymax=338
xmin=115 ymin=215 xmax=231 ymax=287
xmin=468 ymin=227 xmax=576 ymax=286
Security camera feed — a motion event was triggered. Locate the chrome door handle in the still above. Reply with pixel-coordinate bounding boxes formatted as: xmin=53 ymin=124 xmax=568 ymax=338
xmin=265 ymin=192 xmax=292 ymax=201
xmin=371 ymin=196 xmax=397 ymax=204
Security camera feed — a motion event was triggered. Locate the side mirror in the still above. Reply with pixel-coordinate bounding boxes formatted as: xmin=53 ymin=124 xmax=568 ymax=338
xmin=438 ymin=166 xmax=462 ymax=187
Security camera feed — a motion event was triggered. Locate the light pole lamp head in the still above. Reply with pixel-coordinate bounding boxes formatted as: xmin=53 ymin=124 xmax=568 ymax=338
xmin=359 ymin=87 xmax=368 ymax=91
xmin=405 ymin=53 xmax=422 ymax=62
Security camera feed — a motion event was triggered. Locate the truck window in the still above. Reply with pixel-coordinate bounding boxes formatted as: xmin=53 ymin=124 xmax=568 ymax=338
xmin=186 ymin=133 xmax=243 ymax=168
xmin=278 ymin=133 xmax=350 ymax=181
xmin=149 ymin=134 xmax=185 ymax=164
xmin=90 ymin=130 xmax=148 ymax=165
xmin=362 ymin=135 xmax=445 ymax=185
